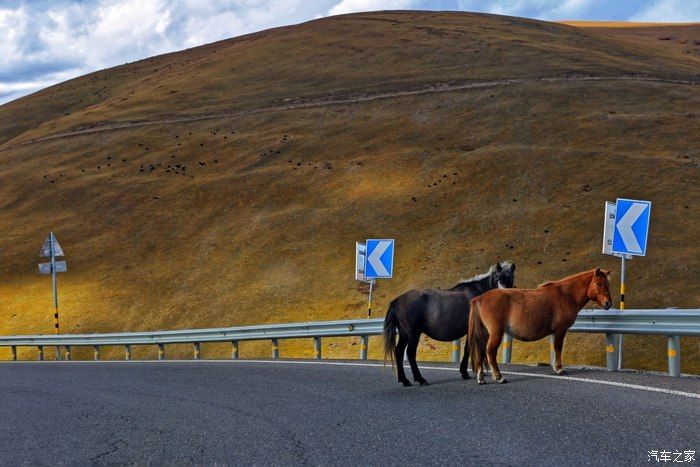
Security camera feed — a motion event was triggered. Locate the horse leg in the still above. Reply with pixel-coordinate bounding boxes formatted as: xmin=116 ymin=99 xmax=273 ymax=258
xmin=407 ymin=335 xmax=429 ymax=386
xmin=486 ymin=333 xmax=506 ymax=384
xmin=552 ymin=332 xmax=566 ymax=375
xmin=459 ymin=338 xmax=470 ymax=379
xmin=395 ymin=334 xmax=412 ymax=387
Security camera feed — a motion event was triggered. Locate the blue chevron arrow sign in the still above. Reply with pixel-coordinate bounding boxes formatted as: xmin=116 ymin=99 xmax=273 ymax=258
xmin=612 ymin=198 xmax=651 ymax=256
xmin=365 ymin=239 xmax=394 ymax=279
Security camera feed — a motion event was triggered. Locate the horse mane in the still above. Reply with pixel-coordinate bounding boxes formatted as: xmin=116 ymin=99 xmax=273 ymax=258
xmin=455 ymin=270 xmax=492 ymax=287
xmin=452 ymin=260 xmax=513 ymax=289
xmin=538 ymin=269 xmax=594 ymax=288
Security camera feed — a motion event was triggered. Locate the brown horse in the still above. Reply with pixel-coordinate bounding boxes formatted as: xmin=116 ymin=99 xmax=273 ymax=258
xmin=468 ymin=268 xmax=613 ymax=384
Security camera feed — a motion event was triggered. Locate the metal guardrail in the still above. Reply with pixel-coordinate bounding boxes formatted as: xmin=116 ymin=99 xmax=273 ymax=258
xmin=0 ymin=309 xmax=697 ymax=376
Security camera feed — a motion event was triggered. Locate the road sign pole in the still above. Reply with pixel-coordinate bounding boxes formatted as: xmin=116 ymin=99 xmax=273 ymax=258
xmin=367 ymin=280 xmax=374 ymax=318
xmin=618 ymin=255 xmax=626 ymax=370
xmin=50 ymin=232 xmax=62 ymax=360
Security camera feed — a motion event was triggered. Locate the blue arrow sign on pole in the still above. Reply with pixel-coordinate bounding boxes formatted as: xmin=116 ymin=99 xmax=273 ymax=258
xmin=612 ymin=198 xmax=651 ymax=256
xmin=365 ymin=239 xmax=394 ymax=279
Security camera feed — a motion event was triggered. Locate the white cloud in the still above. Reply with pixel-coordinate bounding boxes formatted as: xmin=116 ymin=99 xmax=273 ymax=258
xmin=0 ymin=0 xmax=332 ymax=105
xmin=329 ymin=0 xmax=418 ymax=15
xmin=183 ymin=10 xmax=245 ymax=48
xmin=94 ymin=0 xmax=172 ymax=37
xmin=0 ymin=6 xmax=27 ymax=67
xmin=631 ymin=0 xmax=699 ymax=22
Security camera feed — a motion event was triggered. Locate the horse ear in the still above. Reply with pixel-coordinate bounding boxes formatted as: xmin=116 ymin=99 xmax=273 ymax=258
xmin=594 ymin=267 xmax=601 ymax=275
xmin=604 ymin=269 xmax=612 ymax=276
xmin=496 ymin=263 xmax=502 ymax=272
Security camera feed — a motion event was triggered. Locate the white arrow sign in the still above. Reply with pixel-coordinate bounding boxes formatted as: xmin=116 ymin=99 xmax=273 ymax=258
xmin=367 ymin=240 xmax=391 ymax=277
xmin=616 ymin=202 xmax=647 ymax=254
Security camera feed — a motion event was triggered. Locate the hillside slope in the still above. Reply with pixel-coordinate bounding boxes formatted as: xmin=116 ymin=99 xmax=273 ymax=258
xmin=0 ymin=12 xmax=698 ymax=371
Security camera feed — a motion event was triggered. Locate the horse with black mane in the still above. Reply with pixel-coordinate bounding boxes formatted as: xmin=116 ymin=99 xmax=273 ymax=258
xmin=383 ymin=261 xmax=515 ymax=386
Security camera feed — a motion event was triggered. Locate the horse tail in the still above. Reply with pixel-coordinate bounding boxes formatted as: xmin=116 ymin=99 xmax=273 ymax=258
xmin=383 ymin=299 xmax=400 ymax=367
xmin=469 ymin=297 xmax=489 ymax=373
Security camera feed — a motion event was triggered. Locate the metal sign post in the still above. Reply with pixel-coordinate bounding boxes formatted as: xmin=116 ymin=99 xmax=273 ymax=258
xmin=603 ymin=199 xmax=652 ymax=371
xmin=39 ymin=232 xmax=67 ymax=360
xmin=366 ymin=279 xmax=375 ymax=318
xmin=619 ymin=255 xmax=626 ymax=369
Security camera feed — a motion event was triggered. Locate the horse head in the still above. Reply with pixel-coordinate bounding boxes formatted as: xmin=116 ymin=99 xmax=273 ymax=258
xmin=494 ymin=261 xmax=516 ymax=289
xmin=588 ymin=267 xmax=613 ymax=309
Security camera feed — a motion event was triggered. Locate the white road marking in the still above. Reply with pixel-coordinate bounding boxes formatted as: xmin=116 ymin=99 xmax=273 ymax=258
xmin=7 ymin=359 xmax=698 ymax=399
xmin=227 ymin=359 xmax=700 ymax=399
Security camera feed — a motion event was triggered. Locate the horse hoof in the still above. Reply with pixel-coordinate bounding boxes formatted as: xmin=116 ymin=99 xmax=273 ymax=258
xmin=461 ymin=372 xmax=470 ymax=380
xmin=418 ymin=380 xmax=430 ymax=386
xmin=556 ymin=369 xmax=567 ymax=376
xmin=477 ymin=379 xmax=486 ymax=385
xmin=401 ymin=380 xmax=413 ymax=387
xmin=497 ymin=377 xmax=508 ymax=384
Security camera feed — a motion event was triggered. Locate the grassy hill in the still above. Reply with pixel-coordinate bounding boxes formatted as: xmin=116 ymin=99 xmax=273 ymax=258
xmin=0 ymin=12 xmax=698 ymax=372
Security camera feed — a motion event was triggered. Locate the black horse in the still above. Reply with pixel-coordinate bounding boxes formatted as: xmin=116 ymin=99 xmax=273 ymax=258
xmin=383 ymin=261 xmax=516 ymax=386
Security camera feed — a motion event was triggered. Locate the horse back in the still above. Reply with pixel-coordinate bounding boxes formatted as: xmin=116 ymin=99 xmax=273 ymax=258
xmin=476 ymin=287 xmax=571 ymax=341
xmin=392 ymin=288 xmax=471 ymax=341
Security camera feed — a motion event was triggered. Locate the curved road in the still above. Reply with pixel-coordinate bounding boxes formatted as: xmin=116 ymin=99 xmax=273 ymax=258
xmin=0 ymin=360 xmax=698 ymax=464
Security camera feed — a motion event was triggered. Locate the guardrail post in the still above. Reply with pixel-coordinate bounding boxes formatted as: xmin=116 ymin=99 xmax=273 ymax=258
xmin=158 ymin=344 xmax=165 ymax=360
xmin=502 ymin=333 xmax=512 ymax=363
xmin=93 ymin=346 xmax=100 ymax=361
xmin=11 ymin=346 xmax=17 ymax=361
xmin=38 ymin=346 xmax=44 ymax=361
xmin=314 ymin=337 xmax=321 ymax=359
xmin=194 ymin=342 xmax=201 ymax=360
xmin=231 ymin=341 xmax=239 ymax=360
xmin=667 ymin=335 xmax=681 ymax=377
xmin=124 ymin=345 xmax=131 ymax=361
xmin=271 ymin=339 xmax=279 ymax=359
xmin=549 ymin=335 xmax=555 ymax=367
xmin=451 ymin=339 xmax=460 ymax=363
xmin=605 ymin=333 xmax=619 ymax=371
xmin=360 ymin=335 xmax=368 ymax=360
xmin=65 ymin=346 xmax=71 ymax=361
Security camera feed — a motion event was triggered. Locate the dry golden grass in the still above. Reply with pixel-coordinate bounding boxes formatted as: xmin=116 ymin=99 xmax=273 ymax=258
xmin=563 ymin=22 xmax=700 ymax=64
xmin=0 ymin=12 xmax=698 ymax=372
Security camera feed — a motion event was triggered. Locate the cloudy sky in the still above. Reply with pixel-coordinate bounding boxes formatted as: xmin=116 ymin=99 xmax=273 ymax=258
xmin=1 ymin=0 xmax=697 ymax=104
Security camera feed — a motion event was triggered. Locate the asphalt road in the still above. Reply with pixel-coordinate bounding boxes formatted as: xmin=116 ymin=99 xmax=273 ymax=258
xmin=0 ymin=360 xmax=697 ymax=465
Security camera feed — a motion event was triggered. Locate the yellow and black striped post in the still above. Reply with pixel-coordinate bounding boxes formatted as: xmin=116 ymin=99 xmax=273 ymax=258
xmin=231 ymin=341 xmax=239 ymax=360
xmin=314 ymin=337 xmax=321 ymax=359
xmin=605 ymin=333 xmax=619 ymax=371
xmin=501 ymin=333 xmax=513 ymax=363
xmin=618 ymin=256 xmax=626 ymax=370
xmin=360 ymin=335 xmax=368 ymax=360
xmin=271 ymin=339 xmax=279 ymax=359
xmin=50 ymin=232 xmax=62 ymax=360
xmin=450 ymin=339 xmax=460 ymax=363
xmin=549 ymin=335 xmax=556 ymax=367
xmin=158 ymin=343 xmax=165 ymax=360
